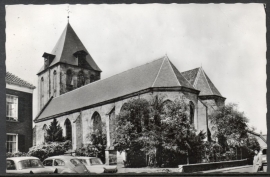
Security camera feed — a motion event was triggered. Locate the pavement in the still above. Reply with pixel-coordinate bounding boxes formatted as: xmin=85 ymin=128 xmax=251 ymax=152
xmin=196 ymin=165 xmax=253 ymax=173
xmin=117 ymin=165 xmax=258 ymax=174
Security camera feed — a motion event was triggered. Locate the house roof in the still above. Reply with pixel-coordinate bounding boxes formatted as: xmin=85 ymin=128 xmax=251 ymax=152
xmin=6 ymin=72 xmax=36 ymax=89
xmin=38 ymin=23 xmax=101 ymax=74
xmin=35 ymin=56 xmax=198 ymax=122
xmin=181 ymin=67 xmax=223 ymax=97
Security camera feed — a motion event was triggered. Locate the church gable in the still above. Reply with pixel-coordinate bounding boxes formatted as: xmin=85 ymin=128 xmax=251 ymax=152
xmin=182 ymin=67 xmax=223 ymax=97
xmin=152 ymin=57 xmax=195 ymax=90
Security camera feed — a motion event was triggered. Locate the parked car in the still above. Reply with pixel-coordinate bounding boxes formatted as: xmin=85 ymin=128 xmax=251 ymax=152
xmin=43 ymin=155 xmax=90 ymax=174
xmin=76 ymin=156 xmax=117 ymax=173
xmin=259 ymin=147 xmax=267 ymax=172
xmin=6 ymin=156 xmax=57 ymax=174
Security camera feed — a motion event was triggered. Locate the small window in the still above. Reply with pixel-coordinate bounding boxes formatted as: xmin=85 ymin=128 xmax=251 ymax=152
xmin=66 ymin=70 xmax=73 ymax=91
xmin=43 ymin=159 xmax=53 ymax=166
xmin=6 ymin=160 xmax=16 ymax=170
xmin=78 ymin=159 xmax=88 ymax=166
xmin=53 ymin=71 xmax=57 ymax=97
xmin=77 ymin=71 xmax=85 ymax=88
xmin=70 ymin=159 xmax=82 ymax=166
xmin=54 ymin=159 xmax=65 ymax=166
xmin=6 ymin=94 xmax=18 ymax=121
xmin=40 ymin=77 xmax=44 ymax=108
xmin=18 ymin=159 xmax=43 ymax=169
xmin=6 ymin=134 xmax=17 ymax=153
xmin=90 ymin=158 xmax=103 ymax=165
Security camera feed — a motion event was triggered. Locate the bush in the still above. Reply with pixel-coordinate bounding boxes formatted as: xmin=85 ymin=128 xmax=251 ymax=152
xmin=6 ymin=151 xmax=28 ymax=158
xmin=28 ymin=140 xmax=71 ymax=161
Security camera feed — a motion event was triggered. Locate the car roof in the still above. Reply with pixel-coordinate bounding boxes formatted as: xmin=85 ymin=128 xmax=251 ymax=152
xmin=45 ymin=155 xmax=78 ymax=160
xmin=7 ymin=156 xmax=39 ymax=162
xmin=75 ymin=156 xmax=99 ymax=159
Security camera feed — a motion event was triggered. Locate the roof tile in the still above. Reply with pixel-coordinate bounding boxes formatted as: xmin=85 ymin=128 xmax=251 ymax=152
xmin=6 ymin=72 xmax=36 ymax=89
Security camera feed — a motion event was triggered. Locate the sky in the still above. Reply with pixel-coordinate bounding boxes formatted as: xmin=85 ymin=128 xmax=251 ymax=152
xmin=5 ymin=4 xmax=267 ymax=134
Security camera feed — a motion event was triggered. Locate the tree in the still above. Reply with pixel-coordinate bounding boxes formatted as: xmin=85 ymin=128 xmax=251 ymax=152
xmin=112 ymin=95 xmax=206 ymax=167
xmin=113 ymin=98 xmax=150 ymax=167
xmin=209 ymin=103 xmax=248 ymax=149
xmin=45 ymin=118 xmax=64 ymax=142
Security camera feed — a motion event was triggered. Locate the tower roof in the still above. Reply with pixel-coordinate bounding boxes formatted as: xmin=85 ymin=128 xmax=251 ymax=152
xmin=181 ymin=67 xmax=223 ymax=97
xmin=38 ymin=23 xmax=101 ymax=74
xmin=34 ymin=56 xmax=198 ymax=122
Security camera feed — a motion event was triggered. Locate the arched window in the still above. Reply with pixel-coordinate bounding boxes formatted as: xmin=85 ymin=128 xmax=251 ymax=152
xmin=43 ymin=124 xmax=48 ymax=143
xmin=53 ymin=71 xmax=57 ymax=97
xmin=189 ymin=101 xmax=195 ymax=124
xmin=90 ymin=75 xmax=95 ymax=83
xmin=40 ymin=77 xmax=44 ymax=109
xmin=92 ymin=112 xmax=102 ymax=134
xmin=66 ymin=70 xmax=73 ymax=91
xmin=77 ymin=71 xmax=85 ymax=88
xmin=64 ymin=119 xmax=72 ymax=141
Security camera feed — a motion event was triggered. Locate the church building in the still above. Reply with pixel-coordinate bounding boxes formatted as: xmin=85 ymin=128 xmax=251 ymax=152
xmin=33 ymin=22 xmax=226 ymax=164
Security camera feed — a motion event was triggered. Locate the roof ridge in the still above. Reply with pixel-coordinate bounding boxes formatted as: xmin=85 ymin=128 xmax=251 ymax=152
xmin=53 ymin=57 xmax=166 ymax=100
xmin=151 ymin=56 xmax=166 ymax=87
xmin=169 ymin=59 xmax=195 ymax=89
xmin=166 ymin=57 xmax=181 ymax=87
xmin=200 ymin=67 xmax=214 ymax=95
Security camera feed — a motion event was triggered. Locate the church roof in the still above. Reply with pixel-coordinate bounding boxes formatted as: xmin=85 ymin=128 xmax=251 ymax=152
xmin=181 ymin=67 xmax=223 ymax=97
xmin=35 ymin=56 xmax=198 ymax=122
xmin=6 ymin=72 xmax=36 ymax=89
xmin=38 ymin=23 xmax=101 ymax=74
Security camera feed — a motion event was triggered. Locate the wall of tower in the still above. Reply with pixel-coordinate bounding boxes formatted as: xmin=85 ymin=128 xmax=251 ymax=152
xmin=59 ymin=64 xmax=101 ymax=95
xmin=38 ymin=65 xmax=60 ymax=111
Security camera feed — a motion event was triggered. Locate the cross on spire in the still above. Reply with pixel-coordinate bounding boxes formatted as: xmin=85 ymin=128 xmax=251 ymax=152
xmin=66 ymin=5 xmax=71 ymax=23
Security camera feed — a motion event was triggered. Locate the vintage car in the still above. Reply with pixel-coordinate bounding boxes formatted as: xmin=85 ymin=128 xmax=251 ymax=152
xmin=6 ymin=156 xmax=57 ymax=174
xmin=76 ymin=156 xmax=118 ymax=173
xmin=43 ymin=155 xmax=90 ymax=174
xmin=259 ymin=147 xmax=267 ymax=172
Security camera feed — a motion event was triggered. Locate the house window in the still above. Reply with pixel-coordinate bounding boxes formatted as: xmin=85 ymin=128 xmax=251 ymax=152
xmin=53 ymin=71 xmax=57 ymax=97
xmin=6 ymin=94 xmax=18 ymax=121
xmin=6 ymin=134 xmax=18 ymax=153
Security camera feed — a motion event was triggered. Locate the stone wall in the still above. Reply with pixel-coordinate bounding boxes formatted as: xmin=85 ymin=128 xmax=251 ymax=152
xmin=59 ymin=64 xmax=100 ymax=95
xmin=35 ymin=89 xmax=206 ymax=163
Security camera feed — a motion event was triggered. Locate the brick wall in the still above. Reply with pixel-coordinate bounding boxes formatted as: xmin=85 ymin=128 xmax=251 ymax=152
xmin=6 ymin=89 xmax=33 ymax=152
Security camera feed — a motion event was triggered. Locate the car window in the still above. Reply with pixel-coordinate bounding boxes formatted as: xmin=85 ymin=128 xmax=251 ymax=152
xmin=54 ymin=159 xmax=65 ymax=166
xmin=18 ymin=159 xmax=43 ymax=169
xmin=262 ymin=149 xmax=267 ymax=155
xmin=6 ymin=160 xmax=16 ymax=170
xmin=43 ymin=159 xmax=53 ymax=166
xmin=90 ymin=158 xmax=103 ymax=165
xmin=70 ymin=159 xmax=82 ymax=166
xmin=78 ymin=159 xmax=88 ymax=166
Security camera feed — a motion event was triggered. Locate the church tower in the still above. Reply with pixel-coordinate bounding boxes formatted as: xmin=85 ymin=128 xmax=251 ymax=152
xmin=37 ymin=23 xmax=102 ymax=111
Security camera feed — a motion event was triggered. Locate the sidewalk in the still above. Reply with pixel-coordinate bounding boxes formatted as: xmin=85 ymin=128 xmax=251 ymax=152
xmin=196 ymin=165 xmax=252 ymax=173
xmin=116 ymin=165 xmax=253 ymax=174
